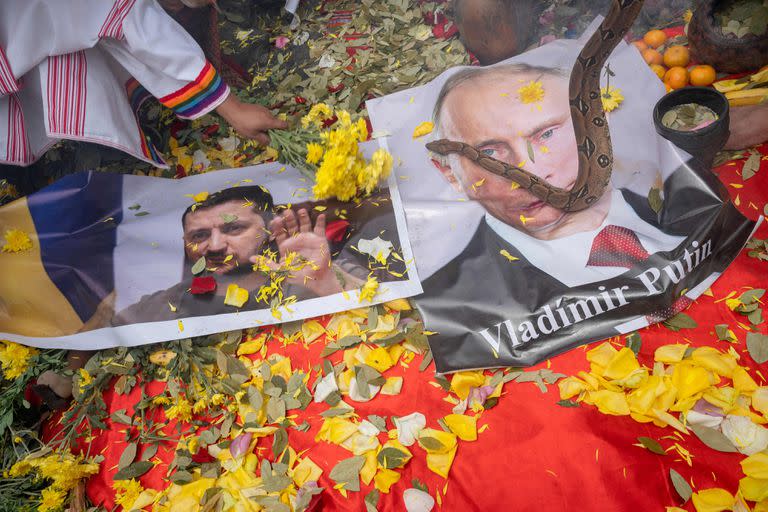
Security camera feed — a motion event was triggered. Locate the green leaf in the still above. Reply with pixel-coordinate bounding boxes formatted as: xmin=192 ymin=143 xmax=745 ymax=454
xmin=267 ymin=397 xmax=286 ymax=423
xmin=648 ymin=187 xmax=663 ymax=214
xmin=742 ymin=150 xmax=762 ymax=180
xmin=135 ymin=211 xmax=150 ymax=217
xmin=526 ymin=139 xmax=536 ymax=163
xmin=670 ymin=468 xmax=692 ymax=504
xmin=418 ymin=436 xmax=445 ymax=452
xmin=739 ymin=288 xmax=765 ymax=304
xmin=118 ymin=443 xmax=138 ymax=470
xmin=689 ymin=424 xmax=739 ymax=452
xmin=329 ymin=456 xmax=365 ymax=492
xmin=272 ymin=428 xmax=288 ymax=459
xmin=746 ymin=332 xmax=768 ymax=363
xmin=714 ymin=324 xmax=731 ymax=341
xmin=113 ymin=461 xmax=153 ymax=480
xmin=412 ymin=478 xmax=429 ymax=493
xmin=170 ymin=470 xmax=193 ymax=485
xmin=220 ymin=213 xmax=238 ymax=223
xmin=625 ymin=332 xmax=641 ymax=356
xmin=141 ymin=443 xmax=159 ymax=462
xmin=663 ymin=312 xmax=698 ymax=331
xmin=367 ymin=415 xmax=387 ymax=432
xmin=637 ymin=436 xmax=666 ymax=455
xmin=365 ymin=489 xmax=380 ymax=512
xmin=376 ymin=447 xmax=409 ymax=469
xmin=191 ymin=256 xmax=206 ymax=275
xmin=556 ymin=399 xmax=580 ymax=408
xmin=128 ymin=204 xmax=141 ymax=210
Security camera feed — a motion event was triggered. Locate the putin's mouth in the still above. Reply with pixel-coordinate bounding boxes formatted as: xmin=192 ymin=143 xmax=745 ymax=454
xmin=519 ymin=200 xmax=545 ymax=214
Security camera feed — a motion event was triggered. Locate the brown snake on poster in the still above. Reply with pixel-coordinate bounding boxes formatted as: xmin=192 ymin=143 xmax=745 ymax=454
xmin=425 ymin=0 xmax=646 ymax=212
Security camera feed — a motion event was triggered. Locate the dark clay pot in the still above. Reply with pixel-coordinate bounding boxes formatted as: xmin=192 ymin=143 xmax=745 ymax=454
xmin=653 ymin=87 xmax=730 ymax=170
xmin=688 ymin=0 xmax=768 ymax=73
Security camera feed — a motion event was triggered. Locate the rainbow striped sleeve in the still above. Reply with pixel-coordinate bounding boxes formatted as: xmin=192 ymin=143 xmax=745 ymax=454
xmin=158 ymin=61 xmax=230 ymax=120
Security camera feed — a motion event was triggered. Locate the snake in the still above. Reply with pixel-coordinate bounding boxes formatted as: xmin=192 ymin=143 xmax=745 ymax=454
xmin=426 ymin=0 xmax=646 ymax=212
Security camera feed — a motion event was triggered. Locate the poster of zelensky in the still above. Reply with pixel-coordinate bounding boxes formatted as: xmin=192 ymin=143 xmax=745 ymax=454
xmin=0 ymin=161 xmax=421 ymax=350
xmin=367 ymin=21 xmax=759 ymax=373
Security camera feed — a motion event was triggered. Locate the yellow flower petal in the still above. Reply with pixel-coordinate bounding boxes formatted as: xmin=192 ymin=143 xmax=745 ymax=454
xmin=691 ymin=488 xmax=735 ymax=512
xmin=691 ymin=347 xmax=738 ymax=378
xmin=654 ymin=344 xmax=689 ymax=363
xmin=586 ymin=342 xmax=618 ymax=375
xmin=671 ymin=363 xmax=713 ymax=400
xmin=412 ymin=121 xmax=434 ymax=139
xmin=192 ymin=191 xmax=209 ymax=203
xmin=237 ymin=335 xmax=267 ymax=356
xmin=380 ymin=376 xmax=403 ymax=395
xmin=224 ymin=284 xmax=249 ymax=308
xmin=739 ymin=476 xmax=768 ymax=503
xmin=148 ymin=350 xmax=177 ymax=366
xmin=360 ymin=450 xmax=378 ymax=486
xmin=742 ymin=453 xmax=768 ymax=479
xmin=364 ymin=346 xmax=394 ymax=373
xmin=444 ymin=414 xmax=477 ymax=441
xmin=753 ymin=387 xmax=768 ymax=416
xmin=426 ymin=444 xmax=458 ymax=479
xmin=584 ymin=390 xmax=630 ymax=416
xmin=374 ymin=468 xmax=401 ymax=493
xmin=733 ymin=366 xmax=759 ymax=395
xmin=291 ymin=456 xmax=323 ymax=487
xmin=384 ymin=298 xmax=411 ymax=311
xmin=418 ymin=428 xmax=457 ymax=453
xmin=558 ymin=376 xmax=588 ymax=400
xmin=602 ymin=347 xmax=641 ymax=381
xmin=450 ymin=371 xmax=485 ymax=400
xmin=301 ymin=320 xmax=326 ymax=343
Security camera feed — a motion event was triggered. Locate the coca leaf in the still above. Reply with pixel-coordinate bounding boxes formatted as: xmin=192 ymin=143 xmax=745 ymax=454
xmin=670 ymin=468 xmax=692 ymax=504
xmin=118 ymin=443 xmax=138 ymax=470
xmin=113 ymin=461 xmax=153 ymax=480
xmin=637 ymin=436 xmax=666 ymax=455
xmin=746 ymin=332 xmax=768 ymax=363
xmin=690 ymin=424 xmax=739 ymax=452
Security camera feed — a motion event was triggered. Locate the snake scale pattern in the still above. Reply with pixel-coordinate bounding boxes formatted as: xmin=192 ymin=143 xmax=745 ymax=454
xmin=426 ymin=0 xmax=646 ymax=212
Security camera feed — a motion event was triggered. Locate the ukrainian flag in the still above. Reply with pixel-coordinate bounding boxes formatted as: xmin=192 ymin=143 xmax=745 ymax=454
xmin=0 ymin=172 xmax=121 ymax=338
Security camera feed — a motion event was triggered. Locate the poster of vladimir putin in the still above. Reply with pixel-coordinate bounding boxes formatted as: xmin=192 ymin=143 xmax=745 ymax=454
xmin=367 ymin=21 xmax=758 ymax=373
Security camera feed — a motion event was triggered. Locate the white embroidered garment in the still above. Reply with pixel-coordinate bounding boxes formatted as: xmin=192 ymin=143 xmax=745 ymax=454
xmin=0 ymin=0 xmax=231 ymax=168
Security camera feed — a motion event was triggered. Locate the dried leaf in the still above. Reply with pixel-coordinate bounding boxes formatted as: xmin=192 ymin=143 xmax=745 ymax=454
xmin=689 ymin=424 xmax=739 ymax=452
xmin=191 ymin=256 xmax=206 ymax=275
xmin=637 ymin=436 xmax=666 ymax=455
xmin=670 ymin=468 xmax=692 ymax=504
xmin=118 ymin=443 xmax=138 ymax=470
xmin=746 ymin=332 xmax=768 ymax=363
xmin=113 ymin=461 xmax=153 ymax=480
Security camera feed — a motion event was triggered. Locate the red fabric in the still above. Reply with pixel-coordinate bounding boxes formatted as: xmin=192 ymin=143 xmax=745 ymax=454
xmin=586 ymin=225 xmax=650 ymax=268
xmin=325 ymin=219 xmax=349 ymax=242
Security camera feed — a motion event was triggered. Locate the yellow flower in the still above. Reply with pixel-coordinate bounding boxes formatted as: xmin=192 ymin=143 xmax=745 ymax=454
xmin=412 ymin=121 xmax=434 ymax=139
xmin=114 ymin=479 xmax=144 ymax=510
xmin=30 ymin=453 xmax=100 ymax=492
xmin=152 ymin=396 xmax=171 ymax=406
xmin=517 ymin=80 xmax=545 ymax=104
xmin=291 ymin=456 xmax=323 ymax=487
xmin=38 ymin=487 xmax=67 ymax=512
xmin=601 ymin=86 xmax=624 ymax=113
xmin=690 ymin=488 xmax=734 ymax=512
xmin=0 ymin=341 xmax=38 ymax=380
xmin=301 ymin=103 xmax=333 ymax=129
xmin=359 ymin=276 xmax=379 ymax=303
xmin=166 ymin=397 xmax=193 ymax=422
xmin=2 ymin=228 xmax=33 ymax=253
xmin=684 ymin=9 xmax=693 ymax=23
xmin=9 ymin=459 xmax=32 ymax=477
xmin=305 ymin=142 xmax=324 ymax=165
xmin=374 ymin=468 xmax=401 ymax=493
xmin=77 ymin=369 xmax=92 ymax=393
xmin=148 ymin=350 xmax=177 ymax=366
xmin=192 ymin=191 xmax=209 ymax=203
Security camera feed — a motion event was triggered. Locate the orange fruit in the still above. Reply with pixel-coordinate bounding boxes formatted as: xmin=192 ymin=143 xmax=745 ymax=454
xmin=689 ymin=65 xmax=717 ymax=87
xmin=643 ymin=29 xmax=668 ymax=49
xmin=664 ymin=66 xmax=689 ymax=89
xmin=650 ymin=64 xmax=667 ymax=80
xmin=642 ymin=48 xmax=664 ymax=66
xmin=663 ymin=45 xmax=690 ymax=68
xmin=665 ymin=83 xmax=673 ymax=93
xmin=632 ymin=40 xmax=649 ymax=52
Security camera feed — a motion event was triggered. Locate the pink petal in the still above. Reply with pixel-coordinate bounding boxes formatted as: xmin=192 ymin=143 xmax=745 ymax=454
xmin=229 ymin=432 xmax=252 ymax=459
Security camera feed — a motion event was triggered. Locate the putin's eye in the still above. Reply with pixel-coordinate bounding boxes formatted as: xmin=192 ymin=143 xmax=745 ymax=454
xmin=540 ymin=128 xmax=555 ymax=140
xmin=480 ymin=148 xmax=495 ymax=157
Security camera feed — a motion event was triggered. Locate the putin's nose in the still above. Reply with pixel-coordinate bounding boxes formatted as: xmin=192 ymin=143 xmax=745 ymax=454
xmin=207 ymin=229 xmax=227 ymax=253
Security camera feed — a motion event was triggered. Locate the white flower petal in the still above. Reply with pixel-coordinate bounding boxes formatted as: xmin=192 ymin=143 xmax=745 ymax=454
xmin=318 ymin=53 xmax=336 ymax=68
xmin=721 ymin=414 xmax=768 ymax=455
xmin=313 ymin=372 xmax=338 ymax=403
xmin=403 ymin=488 xmax=435 ymax=512
xmin=685 ymin=410 xmax=723 ymax=429
xmin=393 ymin=412 xmax=426 ymax=447
xmin=358 ymin=420 xmax=380 ymax=437
xmin=348 ymin=377 xmax=380 ymax=402
xmin=357 ymin=236 xmax=394 ymax=265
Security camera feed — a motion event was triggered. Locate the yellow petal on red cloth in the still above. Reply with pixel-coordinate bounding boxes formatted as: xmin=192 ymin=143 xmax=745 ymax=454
xmin=691 ymin=488 xmax=735 ymax=512
xmin=444 ymin=414 xmax=477 ymax=441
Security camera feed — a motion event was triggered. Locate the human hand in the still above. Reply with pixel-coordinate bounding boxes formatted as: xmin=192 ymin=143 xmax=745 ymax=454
xmin=216 ymin=95 xmax=288 ymax=145
xmin=250 ymin=209 xmax=342 ymax=296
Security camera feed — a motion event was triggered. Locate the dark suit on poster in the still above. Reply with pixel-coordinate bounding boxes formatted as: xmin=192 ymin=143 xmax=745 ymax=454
xmin=417 ymin=163 xmax=756 ymax=373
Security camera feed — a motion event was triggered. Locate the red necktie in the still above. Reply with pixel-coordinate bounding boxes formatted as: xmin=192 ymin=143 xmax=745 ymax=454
xmin=586 ymin=225 xmax=649 ymax=269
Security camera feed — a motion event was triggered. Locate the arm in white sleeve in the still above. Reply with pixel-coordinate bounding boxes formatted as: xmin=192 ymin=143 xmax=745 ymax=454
xmin=98 ymin=0 xmax=229 ymax=119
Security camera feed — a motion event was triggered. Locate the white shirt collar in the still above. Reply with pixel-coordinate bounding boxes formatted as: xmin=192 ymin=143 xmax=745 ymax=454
xmin=484 ymin=188 xmax=685 ymax=287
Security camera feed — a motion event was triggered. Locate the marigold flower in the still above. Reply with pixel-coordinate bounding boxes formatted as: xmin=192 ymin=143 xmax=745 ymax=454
xmin=166 ymin=397 xmax=193 ymax=422
xmin=601 ymin=86 xmax=624 ymax=113
xmin=1 ymin=228 xmax=33 ymax=253
xmin=305 ymin=142 xmax=324 ymax=165
xmin=412 ymin=121 xmax=434 ymax=139
xmin=38 ymin=487 xmax=67 ymax=512
xmin=517 ymin=80 xmax=545 ymax=104
xmin=0 ymin=341 xmax=38 ymax=380
xmin=114 ymin=479 xmax=144 ymax=510
xmin=359 ymin=276 xmax=379 ymax=303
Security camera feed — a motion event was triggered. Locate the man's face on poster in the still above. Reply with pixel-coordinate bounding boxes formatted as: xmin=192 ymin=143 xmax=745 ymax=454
xmin=436 ymin=71 xmax=579 ymax=234
xmin=183 ymin=200 xmax=268 ymax=275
